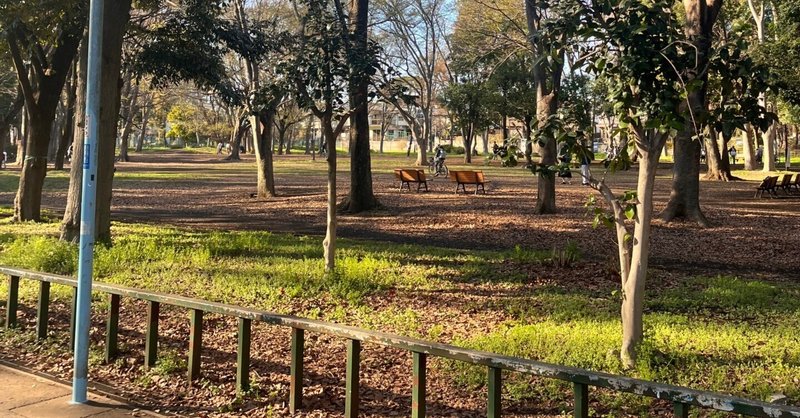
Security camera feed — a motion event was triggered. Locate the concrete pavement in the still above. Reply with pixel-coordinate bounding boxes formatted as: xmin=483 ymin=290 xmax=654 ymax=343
xmin=0 ymin=365 xmax=159 ymax=418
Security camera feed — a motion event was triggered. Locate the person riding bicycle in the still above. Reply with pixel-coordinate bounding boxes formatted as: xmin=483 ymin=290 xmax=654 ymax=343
xmin=434 ymin=145 xmax=447 ymax=173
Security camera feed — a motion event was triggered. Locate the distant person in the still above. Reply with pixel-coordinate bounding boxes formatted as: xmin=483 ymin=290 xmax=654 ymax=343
xmin=66 ymin=145 xmax=73 ymax=163
xmin=216 ymin=142 xmax=224 ymax=154
xmin=729 ymin=146 xmax=737 ymax=164
xmin=558 ymin=148 xmax=572 ymax=184
xmin=700 ymin=147 xmax=706 ymax=163
xmin=239 ymin=145 xmax=245 ymax=154
xmin=580 ymin=152 xmax=591 ymax=186
xmin=434 ymin=145 xmax=447 ymax=172
xmin=755 ymin=146 xmax=763 ymax=164
xmin=0 ymin=151 xmax=5 ymax=169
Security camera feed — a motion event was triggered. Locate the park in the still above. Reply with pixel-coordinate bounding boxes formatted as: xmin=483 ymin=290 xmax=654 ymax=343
xmin=1 ymin=0 xmax=800 ymax=417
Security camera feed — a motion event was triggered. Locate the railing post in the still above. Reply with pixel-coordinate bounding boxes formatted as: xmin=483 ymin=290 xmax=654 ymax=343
xmin=188 ymin=309 xmax=203 ymax=382
xmin=145 ymin=301 xmax=159 ymax=369
xmin=236 ymin=318 xmax=251 ymax=395
xmin=345 ymin=339 xmax=361 ymax=418
xmin=573 ymin=382 xmax=589 ymax=418
xmin=5 ymin=275 xmax=19 ymax=329
xmin=412 ymin=352 xmax=427 ymax=418
xmin=488 ymin=366 xmax=501 ymax=418
xmin=290 ymin=327 xmax=304 ymax=413
xmin=36 ymin=281 xmax=50 ymax=338
xmin=69 ymin=287 xmax=78 ymax=348
xmin=105 ymin=294 xmax=120 ymax=363
xmin=673 ymin=402 xmax=690 ymax=418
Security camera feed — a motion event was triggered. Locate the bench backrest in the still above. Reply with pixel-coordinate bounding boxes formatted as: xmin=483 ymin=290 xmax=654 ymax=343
xmin=476 ymin=171 xmax=486 ymax=183
xmin=451 ymin=170 xmax=481 ymax=184
xmin=795 ymin=173 xmax=800 ymax=184
xmin=779 ymin=174 xmax=792 ymax=186
xmin=398 ymin=169 xmax=424 ymax=182
xmin=770 ymin=175 xmax=780 ymax=187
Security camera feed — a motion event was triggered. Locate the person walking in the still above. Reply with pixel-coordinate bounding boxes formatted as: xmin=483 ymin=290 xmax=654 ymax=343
xmin=580 ymin=152 xmax=591 ymax=185
xmin=729 ymin=146 xmax=737 ymax=164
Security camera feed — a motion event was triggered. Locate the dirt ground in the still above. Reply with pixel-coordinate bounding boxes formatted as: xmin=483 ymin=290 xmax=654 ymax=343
xmin=2 ymin=151 xmax=799 ymax=417
xmin=9 ymin=150 xmax=799 ymax=281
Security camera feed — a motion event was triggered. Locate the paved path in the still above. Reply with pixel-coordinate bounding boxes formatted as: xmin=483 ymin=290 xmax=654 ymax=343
xmin=0 ymin=365 xmax=158 ymax=418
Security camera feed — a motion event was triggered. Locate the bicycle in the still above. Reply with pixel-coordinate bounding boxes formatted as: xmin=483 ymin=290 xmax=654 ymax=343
xmin=428 ymin=157 xmax=449 ymax=177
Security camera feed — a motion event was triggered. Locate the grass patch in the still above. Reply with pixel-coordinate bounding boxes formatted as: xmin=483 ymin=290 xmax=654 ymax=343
xmin=0 ymin=212 xmax=797 ymax=411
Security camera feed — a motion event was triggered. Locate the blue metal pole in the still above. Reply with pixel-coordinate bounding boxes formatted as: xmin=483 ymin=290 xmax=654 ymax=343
xmin=72 ymin=0 xmax=104 ymax=404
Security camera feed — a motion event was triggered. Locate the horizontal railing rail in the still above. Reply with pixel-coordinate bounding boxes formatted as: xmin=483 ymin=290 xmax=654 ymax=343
xmin=2 ymin=266 xmax=799 ymax=417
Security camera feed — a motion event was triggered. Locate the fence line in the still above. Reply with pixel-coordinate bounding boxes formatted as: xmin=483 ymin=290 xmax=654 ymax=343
xmin=2 ymin=266 xmax=799 ymax=417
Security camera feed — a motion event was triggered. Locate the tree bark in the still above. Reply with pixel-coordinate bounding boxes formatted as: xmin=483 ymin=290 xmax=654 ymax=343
xmin=61 ymin=34 xmax=88 ymax=242
xmin=251 ymin=112 xmax=276 ymax=198
xmin=534 ymin=94 xmax=557 ymax=214
xmin=118 ymin=82 xmax=138 ymax=162
xmin=462 ymin=125 xmax=473 ymax=163
xmin=135 ymin=103 xmax=150 ymax=152
xmin=55 ymin=67 xmax=77 ymax=171
xmin=226 ymin=118 xmax=245 ymax=160
xmin=763 ymin=121 xmax=776 ymax=171
xmin=743 ymin=125 xmax=756 ymax=170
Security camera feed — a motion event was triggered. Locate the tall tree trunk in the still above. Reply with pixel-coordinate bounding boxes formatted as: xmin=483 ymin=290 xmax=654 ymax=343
xmin=322 ymin=114 xmax=337 ymax=271
xmin=340 ymin=0 xmax=378 ymax=213
xmin=61 ymin=34 xmax=88 ymax=242
xmin=252 ymin=112 xmax=276 ymax=198
xmin=55 ymin=66 xmax=77 ymax=170
xmin=15 ymin=119 xmax=50 ymax=221
xmin=118 ymin=83 xmax=138 ymax=162
xmin=227 ymin=117 xmax=245 ymax=161
xmin=763 ymin=121 xmax=776 ymax=171
xmin=534 ymin=94 xmax=557 ymax=215
xmin=277 ymin=127 xmax=286 ymax=155
xmin=60 ymin=0 xmax=131 ymax=243
xmin=661 ymin=0 xmax=719 ymax=226
xmin=743 ymin=125 xmax=756 ymax=170
xmin=462 ymin=125 xmax=473 ymax=163
xmin=135 ymin=104 xmax=150 ymax=152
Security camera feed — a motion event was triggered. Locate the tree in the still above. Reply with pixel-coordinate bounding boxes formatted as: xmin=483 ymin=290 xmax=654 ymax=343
xmin=4 ymin=1 xmax=86 ymax=221
xmin=339 ymin=0 xmax=380 ymax=213
xmin=440 ymin=73 xmax=494 ymax=163
xmin=582 ymin=0 xmax=689 ymax=367
xmin=524 ymin=0 xmax=582 ymax=214
xmin=373 ymin=0 xmax=451 ymax=166
xmin=61 ymin=0 xmax=132 ymax=243
xmin=660 ymin=0 xmax=722 ymax=226
xmin=283 ymin=0 xmax=377 ymax=269
xmin=704 ymin=36 xmax=774 ymax=180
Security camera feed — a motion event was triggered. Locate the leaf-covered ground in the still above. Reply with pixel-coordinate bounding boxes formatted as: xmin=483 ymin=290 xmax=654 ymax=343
xmin=0 ymin=150 xmax=798 ymax=417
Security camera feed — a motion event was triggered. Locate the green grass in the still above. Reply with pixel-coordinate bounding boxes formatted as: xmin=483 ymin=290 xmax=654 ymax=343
xmin=0 ymin=212 xmax=797 ymax=412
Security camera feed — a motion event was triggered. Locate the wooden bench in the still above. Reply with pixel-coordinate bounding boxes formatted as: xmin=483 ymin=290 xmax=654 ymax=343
xmin=754 ymin=175 xmax=778 ymax=198
xmin=792 ymin=173 xmax=800 ymax=192
xmin=449 ymin=170 xmax=489 ymax=194
xmin=394 ymin=169 xmax=428 ymax=192
xmin=776 ymin=173 xmax=795 ymax=195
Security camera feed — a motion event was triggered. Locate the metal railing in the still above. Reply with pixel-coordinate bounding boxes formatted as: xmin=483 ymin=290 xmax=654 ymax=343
xmin=2 ymin=266 xmax=799 ymax=418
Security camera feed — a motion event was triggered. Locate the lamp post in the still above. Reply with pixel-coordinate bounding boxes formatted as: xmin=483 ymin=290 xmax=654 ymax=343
xmin=72 ymin=0 xmax=103 ymax=404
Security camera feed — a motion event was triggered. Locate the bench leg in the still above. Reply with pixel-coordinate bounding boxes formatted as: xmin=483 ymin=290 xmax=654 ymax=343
xmin=423 ymin=181 xmax=428 ymax=192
